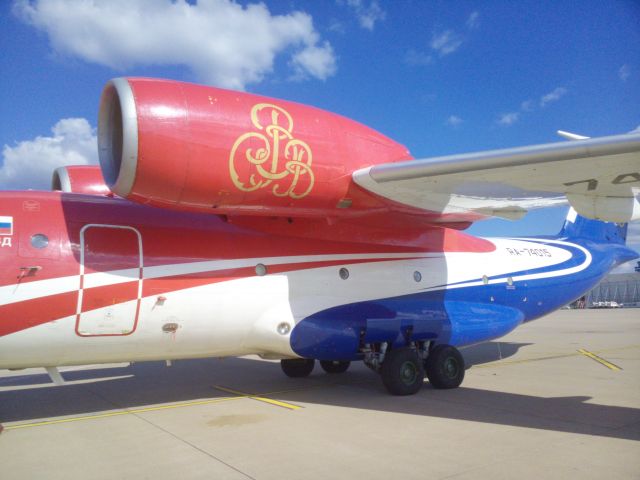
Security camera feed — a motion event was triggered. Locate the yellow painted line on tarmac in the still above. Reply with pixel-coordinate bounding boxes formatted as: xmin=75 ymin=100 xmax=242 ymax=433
xmin=577 ymin=349 xmax=622 ymax=371
xmin=214 ymin=385 xmax=303 ymax=410
xmin=3 ymin=396 xmax=242 ymax=431
xmin=472 ymin=352 xmax=580 ymax=368
xmin=2 ymin=382 xmax=326 ymax=431
xmin=472 ymin=344 xmax=637 ymax=369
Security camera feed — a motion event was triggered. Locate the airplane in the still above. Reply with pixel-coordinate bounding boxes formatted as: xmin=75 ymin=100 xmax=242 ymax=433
xmin=0 ymin=77 xmax=638 ymax=395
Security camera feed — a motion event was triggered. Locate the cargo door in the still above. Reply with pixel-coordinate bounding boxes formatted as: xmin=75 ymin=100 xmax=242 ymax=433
xmin=76 ymin=225 xmax=143 ymax=336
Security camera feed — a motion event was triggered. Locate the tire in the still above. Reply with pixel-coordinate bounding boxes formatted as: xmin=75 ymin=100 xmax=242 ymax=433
xmin=320 ymin=360 xmax=350 ymax=374
xmin=380 ymin=347 xmax=425 ymax=395
xmin=425 ymin=344 xmax=465 ymax=389
xmin=281 ymin=358 xmax=315 ymax=378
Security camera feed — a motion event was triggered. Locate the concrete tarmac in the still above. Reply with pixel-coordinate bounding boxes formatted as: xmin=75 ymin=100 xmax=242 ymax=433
xmin=1 ymin=309 xmax=639 ymax=480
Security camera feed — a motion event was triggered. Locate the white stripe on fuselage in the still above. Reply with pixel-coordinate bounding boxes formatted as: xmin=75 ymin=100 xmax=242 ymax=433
xmin=424 ymin=238 xmax=590 ymax=292
xmin=0 ymin=252 xmax=438 ymax=307
xmin=0 ymin=239 xmax=589 ymax=309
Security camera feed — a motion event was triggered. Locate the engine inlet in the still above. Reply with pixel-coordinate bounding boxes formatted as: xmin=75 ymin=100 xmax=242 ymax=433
xmin=97 ymin=78 xmax=138 ymax=197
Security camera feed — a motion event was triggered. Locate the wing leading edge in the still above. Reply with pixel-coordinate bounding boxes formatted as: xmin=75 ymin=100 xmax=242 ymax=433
xmin=353 ymin=133 xmax=640 ymax=223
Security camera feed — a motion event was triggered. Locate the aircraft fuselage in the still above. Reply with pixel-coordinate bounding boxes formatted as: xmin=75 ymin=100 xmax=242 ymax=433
xmin=0 ymin=191 xmax=633 ymax=369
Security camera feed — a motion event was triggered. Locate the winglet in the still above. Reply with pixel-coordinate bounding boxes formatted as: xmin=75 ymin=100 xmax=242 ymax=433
xmin=557 ymin=130 xmax=590 ymax=141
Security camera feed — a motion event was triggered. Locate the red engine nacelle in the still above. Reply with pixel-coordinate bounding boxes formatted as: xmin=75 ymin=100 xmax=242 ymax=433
xmin=52 ymin=166 xmax=111 ymax=196
xmin=98 ymin=78 xmax=412 ymax=217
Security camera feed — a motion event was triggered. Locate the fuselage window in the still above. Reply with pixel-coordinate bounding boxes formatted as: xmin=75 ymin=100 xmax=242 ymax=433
xmin=30 ymin=234 xmax=49 ymax=249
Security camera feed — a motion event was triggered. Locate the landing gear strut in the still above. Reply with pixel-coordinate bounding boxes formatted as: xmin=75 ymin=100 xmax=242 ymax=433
xmin=280 ymin=358 xmax=315 ymax=377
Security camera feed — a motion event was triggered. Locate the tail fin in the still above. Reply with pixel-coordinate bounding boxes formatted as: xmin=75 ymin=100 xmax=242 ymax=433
xmin=560 ymin=208 xmax=628 ymax=244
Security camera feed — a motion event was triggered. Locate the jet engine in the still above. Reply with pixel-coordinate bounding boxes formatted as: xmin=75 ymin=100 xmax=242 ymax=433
xmin=52 ymin=166 xmax=111 ymax=195
xmin=97 ymin=78 xmax=412 ymax=217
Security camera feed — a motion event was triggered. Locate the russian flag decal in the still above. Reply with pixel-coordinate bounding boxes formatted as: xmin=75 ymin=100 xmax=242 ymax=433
xmin=0 ymin=216 xmax=13 ymax=235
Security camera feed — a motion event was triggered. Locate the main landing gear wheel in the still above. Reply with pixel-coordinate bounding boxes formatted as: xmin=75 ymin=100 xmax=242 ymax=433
xmin=320 ymin=360 xmax=350 ymax=374
xmin=425 ymin=344 xmax=465 ymax=389
xmin=381 ymin=347 xmax=425 ymax=396
xmin=281 ymin=358 xmax=315 ymax=378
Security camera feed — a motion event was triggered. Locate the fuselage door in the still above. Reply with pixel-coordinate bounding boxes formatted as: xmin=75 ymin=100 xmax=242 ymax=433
xmin=76 ymin=224 xmax=143 ymax=336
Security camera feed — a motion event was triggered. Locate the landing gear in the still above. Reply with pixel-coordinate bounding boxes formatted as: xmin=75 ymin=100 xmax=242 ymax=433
xmin=363 ymin=341 xmax=465 ymax=395
xmin=280 ymin=358 xmax=315 ymax=378
xmin=320 ymin=360 xmax=350 ymax=374
xmin=425 ymin=344 xmax=465 ymax=389
xmin=380 ymin=347 xmax=425 ymax=395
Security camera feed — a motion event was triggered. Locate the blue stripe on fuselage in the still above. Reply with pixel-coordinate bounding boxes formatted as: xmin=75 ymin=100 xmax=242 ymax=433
xmin=290 ymin=237 xmax=637 ymax=361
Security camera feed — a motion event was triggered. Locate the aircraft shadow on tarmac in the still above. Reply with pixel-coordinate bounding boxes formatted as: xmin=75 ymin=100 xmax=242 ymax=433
xmin=1 ymin=341 xmax=638 ymax=442
xmin=460 ymin=341 xmax=533 ymax=368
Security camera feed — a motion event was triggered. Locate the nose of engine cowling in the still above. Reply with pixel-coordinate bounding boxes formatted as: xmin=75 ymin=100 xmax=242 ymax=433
xmin=97 ymin=78 xmax=139 ymax=198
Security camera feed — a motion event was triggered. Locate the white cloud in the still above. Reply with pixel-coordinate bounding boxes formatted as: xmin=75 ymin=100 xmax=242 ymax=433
xmin=14 ymin=0 xmax=336 ymax=90
xmin=328 ymin=19 xmax=346 ymax=34
xmin=497 ymin=112 xmax=519 ymax=126
xmin=290 ymin=42 xmax=336 ymax=80
xmin=1 ymin=118 xmax=97 ymax=190
xmin=619 ymin=64 xmax=631 ymax=82
xmin=408 ymin=14 xmax=475 ymax=66
xmin=496 ymin=87 xmax=568 ymax=126
xmin=404 ymin=49 xmax=433 ymax=66
xmin=430 ymin=30 xmax=463 ymax=56
xmin=445 ymin=115 xmax=463 ymax=127
xmin=342 ymin=0 xmax=386 ymax=31
xmin=466 ymin=11 xmax=480 ymax=29
xmin=520 ymin=100 xmax=534 ymax=112
xmin=540 ymin=87 xmax=567 ymax=107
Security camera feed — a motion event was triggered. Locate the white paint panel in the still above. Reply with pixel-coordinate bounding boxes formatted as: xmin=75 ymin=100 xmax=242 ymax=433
xmin=0 ymin=275 xmax=79 ymax=307
xmin=0 ymin=238 xmax=590 ymax=369
xmin=1 ymin=252 xmax=434 ymax=307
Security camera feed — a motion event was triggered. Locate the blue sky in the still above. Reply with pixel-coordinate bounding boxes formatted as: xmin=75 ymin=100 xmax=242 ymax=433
xmin=1 ymin=0 xmax=639 ymax=268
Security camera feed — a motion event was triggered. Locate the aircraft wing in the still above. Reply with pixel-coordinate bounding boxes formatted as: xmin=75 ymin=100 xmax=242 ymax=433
xmin=353 ymin=133 xmax=640 ymax=223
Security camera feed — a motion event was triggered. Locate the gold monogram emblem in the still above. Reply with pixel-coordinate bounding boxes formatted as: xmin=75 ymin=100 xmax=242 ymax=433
xmin=229 ymin=103 xmax=314 ymax=199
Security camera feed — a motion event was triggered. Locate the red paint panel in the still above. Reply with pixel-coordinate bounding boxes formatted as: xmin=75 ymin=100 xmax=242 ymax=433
xmin=115 ymin=78 xmax=413 ymax=216
xmin=0 ymin=191 xmax=493 ymax=292
xmin=142 ymin=266 xmax=255 ymax=296
xmin=54 ymin=166 xmax=111 ymax=195
xmin=80 ymin=281 xmax=140 ymax=313
xmin=0 ymin=291 xmax=77 ymax=337
xmin=82 ymin=227 xmax=140 ymax=273
xmin=442 ymin=228 xmax=496 ymax=253
xmin=1 ymin=256 xmax=419 ymax=337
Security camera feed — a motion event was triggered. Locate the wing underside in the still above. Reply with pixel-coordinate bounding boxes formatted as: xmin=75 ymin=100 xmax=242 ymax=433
xmin=353 ymin=133 xmax=640 ymax=223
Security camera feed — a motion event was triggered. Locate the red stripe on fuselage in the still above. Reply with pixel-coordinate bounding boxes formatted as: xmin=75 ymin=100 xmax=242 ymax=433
xmin=0 ymin=290 xmax=78 ymax=337
xmin=0 ymin=192 xmax=496 ymax=289
xmin=0 ymin=257 xmax=418 ymax=337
